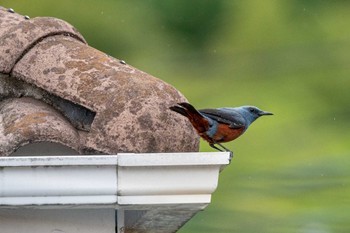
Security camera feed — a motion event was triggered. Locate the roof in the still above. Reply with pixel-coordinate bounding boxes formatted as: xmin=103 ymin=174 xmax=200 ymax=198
xmin=0 ymin=6 xmax=199 ymax=155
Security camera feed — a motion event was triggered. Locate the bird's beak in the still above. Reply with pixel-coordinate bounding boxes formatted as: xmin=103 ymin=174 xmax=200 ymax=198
xmin=259 ymin=111 xmax=273 ymax=116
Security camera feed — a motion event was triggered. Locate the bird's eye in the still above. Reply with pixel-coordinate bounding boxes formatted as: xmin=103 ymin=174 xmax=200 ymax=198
xmin=249 ymin=108 xmax=255 ymax=113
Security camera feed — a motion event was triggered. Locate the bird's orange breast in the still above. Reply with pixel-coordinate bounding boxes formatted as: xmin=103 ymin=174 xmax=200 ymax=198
xmin=212 ymin=123 xmax=245 ymax=143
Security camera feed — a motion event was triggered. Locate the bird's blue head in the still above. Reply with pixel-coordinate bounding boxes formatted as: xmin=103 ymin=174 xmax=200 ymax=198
xmin=236 ymin=106 xmax=273 ymax=128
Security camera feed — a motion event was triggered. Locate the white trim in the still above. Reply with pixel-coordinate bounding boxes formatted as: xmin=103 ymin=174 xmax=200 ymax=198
xmin=0 ymin=152 xmax=230 ymax=207
xmin=119 ymin=152 xmax=229 ymax=166
xmin=117 ymin=194 xmax=211 ymax=205
xmin=0 ymin=155 xmax=118 ymax=166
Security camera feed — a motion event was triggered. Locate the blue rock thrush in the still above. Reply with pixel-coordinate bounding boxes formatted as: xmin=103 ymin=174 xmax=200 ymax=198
xmin=170 ymin=102 xmax=273 ymax=152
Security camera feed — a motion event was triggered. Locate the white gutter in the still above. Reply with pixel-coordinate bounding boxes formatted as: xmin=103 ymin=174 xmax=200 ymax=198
xmin=0 ymin=152 xmax=230 ymax=206
xmin=0 ymin=152 xmax=230 ymax=232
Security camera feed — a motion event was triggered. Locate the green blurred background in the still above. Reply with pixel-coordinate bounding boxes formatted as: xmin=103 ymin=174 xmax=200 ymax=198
xmin=3 ymin=0 xmax=349 ymax=232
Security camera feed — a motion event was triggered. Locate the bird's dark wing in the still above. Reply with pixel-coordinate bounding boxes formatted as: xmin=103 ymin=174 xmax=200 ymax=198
xmin=199 ymin=108 xmax=245 ymax=129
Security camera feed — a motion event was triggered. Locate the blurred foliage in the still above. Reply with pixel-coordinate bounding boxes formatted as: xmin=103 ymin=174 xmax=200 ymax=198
xmin=2 ymin=0 xmax=350 ymax=232
xmin=148 ymin=0 xmax=226 ymax=48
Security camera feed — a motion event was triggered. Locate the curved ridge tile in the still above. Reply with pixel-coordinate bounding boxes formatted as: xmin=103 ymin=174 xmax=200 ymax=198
xmin=0 ymin=97 xmax=80 ymax=156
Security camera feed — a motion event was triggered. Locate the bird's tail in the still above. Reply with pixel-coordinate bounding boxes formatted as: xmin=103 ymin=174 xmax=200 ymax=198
xmin=169 ymin=102 xmax=209 ymax=133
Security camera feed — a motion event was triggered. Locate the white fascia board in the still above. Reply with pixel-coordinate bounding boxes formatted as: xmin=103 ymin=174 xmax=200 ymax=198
xmin=0 ymin=152 xmax=230 ymax=207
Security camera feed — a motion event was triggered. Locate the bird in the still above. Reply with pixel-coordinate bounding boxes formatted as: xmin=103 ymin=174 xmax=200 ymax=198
xmin=169 ymin=102 xmax=273 ymax=152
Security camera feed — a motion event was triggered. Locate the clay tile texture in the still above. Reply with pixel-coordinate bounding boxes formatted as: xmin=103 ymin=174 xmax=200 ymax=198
xmin=0 ymin=6 xmax=199 ymax=156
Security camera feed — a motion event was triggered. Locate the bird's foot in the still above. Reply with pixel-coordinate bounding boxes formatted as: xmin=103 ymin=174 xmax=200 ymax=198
xmin=228 ymin=150 xmax=234 ymax=162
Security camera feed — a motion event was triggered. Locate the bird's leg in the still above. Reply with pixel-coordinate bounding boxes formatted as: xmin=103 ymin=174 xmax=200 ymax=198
xmin=216 ymin=143 xmax=230 ymax=152
xmin=216 ymin=143 xmax=234 ymax=161
xmin=209 ymin=143 xmax=223 ymax=152
xmin=210 ymin=142 xmax=234 ymax=161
